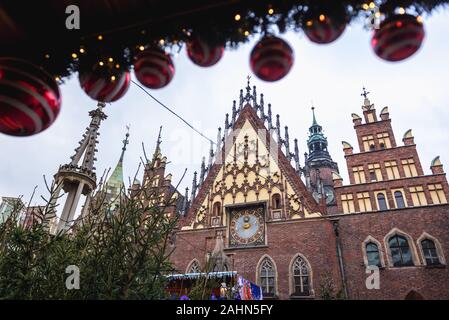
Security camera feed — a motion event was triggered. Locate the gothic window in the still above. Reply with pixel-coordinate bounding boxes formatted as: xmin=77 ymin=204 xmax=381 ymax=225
xmin=394 ymin=191 xmax=406 ymax=208
xmin=272 ymin=193 xmax=282 ymax=209
xmin=292 ymin=256 xmax=310 ymax=296
xmin=388 ymin=235 xmax=414 ymax=267
xmin=376 ymin=193 xmax=388 ymax=211
xmin=428 ymin=184 xmax=447 ymax=204
xmin=385 ymin=161 xmax=400 ymax=179
xmin=366 ymin=242 xmax=381 ymax=267
xmin=409 ymin=186 xmax=427 ymax=206
xmin=357 ymin=192 xmax=372 ymax=212
xmin=187 ymin=260 xmax=201 ymax=273
xmin=402 ymin=158 xmax=418 ymax=177
xmin=341 ymin=194 xmax=355 ymax=213
xmin=212 ymin=201 xmax=221 ymax=216
xmin=259 ymin=258 xmax=276 ymax=297
xmin=421 ymin=239 xmax=441 ymax=265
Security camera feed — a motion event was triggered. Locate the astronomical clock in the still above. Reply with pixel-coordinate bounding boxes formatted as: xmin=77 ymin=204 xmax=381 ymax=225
xmin=229 ymin=204 xmax=265 ymax=247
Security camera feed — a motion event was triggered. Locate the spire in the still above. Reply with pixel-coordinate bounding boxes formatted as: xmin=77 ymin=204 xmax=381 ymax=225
xmin=311 ymin=105 xmax=318 ymax=126
xmin=104 ymin=127 xmax=130 ymax=204
xmin=152 ymin=125 xmax=163 ymax=162
xmin=307 ymin=106 xmax=332 ymax=162
xmin=53 ymin=102 xmax=107 ymax=232
xmin=69 ymin=102 xmax=107 ymax=172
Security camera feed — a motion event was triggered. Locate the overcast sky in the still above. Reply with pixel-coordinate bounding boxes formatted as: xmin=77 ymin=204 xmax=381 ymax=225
xmin=1 ymin=10 xmax=449 ymax=211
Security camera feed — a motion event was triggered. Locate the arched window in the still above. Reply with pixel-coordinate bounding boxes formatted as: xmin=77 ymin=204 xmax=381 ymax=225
xmin=187 ymin=260 xmax=201 ymax=273
xmin=366 ymin=242 xmax=381 ymax=267
xmin=292 ymin=256 xmax=310 ymax=296
xmin=389 ymin=235 xmax=414 ymax=267
xmin=212 ymin=202 xmax=221 ymax=216
xmin=377 ymin=193 xmax=388 ymax=211
xmin=421 ymin=239 xmax=441 ymax=265
xmin=394 ymin=191 xmax=406 ymax=208
xmin=259 ymin=258 xmax=276 ymax=297
xmin=272 ymin=194 xmax=281 ymax=209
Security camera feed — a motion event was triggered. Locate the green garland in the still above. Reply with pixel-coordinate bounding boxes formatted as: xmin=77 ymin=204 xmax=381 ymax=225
xmin=2 ymin=0 xmax=447 ymax=82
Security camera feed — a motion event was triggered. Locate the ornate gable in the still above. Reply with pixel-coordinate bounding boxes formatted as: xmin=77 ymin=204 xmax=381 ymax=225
xmin=180 ymin=86 xmax=322 ymax=231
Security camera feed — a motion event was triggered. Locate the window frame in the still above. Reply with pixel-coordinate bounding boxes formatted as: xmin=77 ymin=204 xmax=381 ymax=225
xmin=256 ymin=255 xmax=278 ymax=298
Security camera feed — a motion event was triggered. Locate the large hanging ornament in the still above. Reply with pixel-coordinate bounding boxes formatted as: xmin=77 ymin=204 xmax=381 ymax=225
xmin=0 ymin=58 xmax=61 ymax=136
xmin=303 ymin=13 xmax=346 ymax=44
xmin=79 ymin=66 xmax=130 ymax=102
xmin=186 ymin=37 xmax=224 ymax=67
xmin=371 ymin=13 xmax=425 ymax=62
xmin=133 ymin=48 xmax=174 ymax=89
xmin=250 ymin=36 xmax=294 ymax=82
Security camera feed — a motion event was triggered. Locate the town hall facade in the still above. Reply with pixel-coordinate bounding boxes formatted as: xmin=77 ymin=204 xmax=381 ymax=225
xmin=165 ymin=83 xmax=449 ymax=300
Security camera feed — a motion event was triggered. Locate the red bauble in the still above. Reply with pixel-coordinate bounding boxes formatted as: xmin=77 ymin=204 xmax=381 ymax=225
xmin=304 ymin=14 xmax=346 ymax=44
xmin=186 ymin=37 xmax=224 ymax=67
xmin=372 ymin=14 xmax=425 ymax=62
xmin=79 ymin=68 xmax=130 ymax=102
xmin=250 ymin=36 xmax=294 ymax=82
xmin=134 ymin=48 xmax=174 ymax=89
xmin=0 ymin=58 xmax=61 ymax=136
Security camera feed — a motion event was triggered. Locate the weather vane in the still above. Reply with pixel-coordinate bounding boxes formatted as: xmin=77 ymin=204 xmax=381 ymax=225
xmin=361 ymin=86 xmax=370 ymax=99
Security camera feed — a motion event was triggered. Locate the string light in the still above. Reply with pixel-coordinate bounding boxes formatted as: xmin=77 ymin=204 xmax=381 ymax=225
xmin=369 ymin=2 xmax=376 ymax=9
xmin=398 ymin=7 xmax=406 ymax=14
xmin=71 ymin=53 xmax=78 ymax=59
xmin=306 ymin=20 xmax=313 ymax=27
xmin=108 ymin=57 xmax=114 ymax=62
xmin=111 ymin=75 xmax=116 ymax=81
xmin=99 ymin=61 xmax=104 ymax=66
xmin=44 ymin=54 xmax=50 ymax=59
xmin=115 ymin=63 xmax=120 ymax=69
xmin=159 ymin=39 xmax=165 ymax=45
xmin=79 ymin=48 xmax=85 ymax=54
xmin=417 ymin=16 xmax=423 ymax=23
xmin=234 ymin=14 xmax=241 ymax=21
xmin=244 ymin=30 xmax=250 ymax=36
xmin=268 ymin=8 xmax=274 ymax=15
xmin=97 ymin=35 xmax=103 ymax=41
xmin=362 ymin=3 xmax=369 ymax=10
xmin=319 ymin=14 xmax=326 ymax=21
xmin=55 ymin=76 xmax=61 ymax=81
xmin=139 ymin=45 xmax=145 ymax=51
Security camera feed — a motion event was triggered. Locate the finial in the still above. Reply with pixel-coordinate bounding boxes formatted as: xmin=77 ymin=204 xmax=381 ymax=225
xmin=284 ymin=126 xmax=290 ymax=159
xmin=294 ymin=138 xmax=300 ymax=173
xmin=252 ymin=85 xmax=257 ymax=109
xmin=239 ymin=89 xmax=244 ymax=110
xmin=208 ymin=141 xmax=214 ymax=169
xmin=199 ymin=157 xmax=206 ymax=185
xmin=361 ymin=86 xmax=370 ymax=99
xmin=232 ymin=100 xmax=237 ymax=125
xmin=267 ymin=103 xmax=272 ymax=130
xmin=119 ymin=126 xmax=130 ymax=163
xmin=246 ymin=75 xmax=251 ymax=91
xmin=191 ymin=171 xmax=198 ymax=200
xmin=311 ymin=103 xmax=318 ymax=126
xmin=259 ymin=94 xmax=265 ymax=119
xmin=276 ymin=114 xmax=281 ymax=143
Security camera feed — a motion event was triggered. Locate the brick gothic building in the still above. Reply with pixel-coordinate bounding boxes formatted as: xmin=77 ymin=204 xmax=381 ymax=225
xmin=166 ymin=83 xmax=449 ymax=300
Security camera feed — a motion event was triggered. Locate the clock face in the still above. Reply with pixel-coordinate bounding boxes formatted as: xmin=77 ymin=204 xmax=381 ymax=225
xmin=229 ymin=204 xmax=265 ymax=247
xmin=324 ymin=186 xmax=335 ymax=204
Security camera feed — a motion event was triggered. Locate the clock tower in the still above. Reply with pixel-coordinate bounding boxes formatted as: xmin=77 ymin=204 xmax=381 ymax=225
xmin=304 ymin=107 xmax=339 ymax=210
